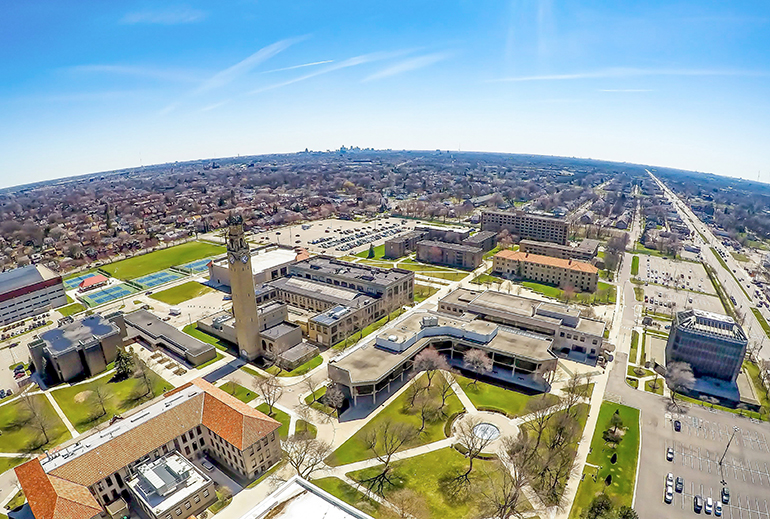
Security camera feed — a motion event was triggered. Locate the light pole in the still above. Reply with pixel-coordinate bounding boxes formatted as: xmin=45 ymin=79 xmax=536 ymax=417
xmin=719 ymin=425 xmax=739 ymax=485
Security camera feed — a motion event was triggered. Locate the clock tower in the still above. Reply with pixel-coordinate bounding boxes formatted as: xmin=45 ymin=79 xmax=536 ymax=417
xmin=226 ymin=216 xmax=262 ymax=361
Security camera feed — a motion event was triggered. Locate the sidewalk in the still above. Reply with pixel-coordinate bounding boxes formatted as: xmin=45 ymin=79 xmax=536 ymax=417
xmin=43 ymin=390 xmax=78 ymax=439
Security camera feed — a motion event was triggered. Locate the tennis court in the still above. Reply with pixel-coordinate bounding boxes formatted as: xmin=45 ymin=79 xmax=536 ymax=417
xmin=177 ymin=258 xmax=212 ymax=273
xmin=81 ymin=284 xmax=138 ymax=307
xmin=64 ymin=273 xmax=99 ymax=290
xmin=134 ymin=270 xmax=184 ymax=289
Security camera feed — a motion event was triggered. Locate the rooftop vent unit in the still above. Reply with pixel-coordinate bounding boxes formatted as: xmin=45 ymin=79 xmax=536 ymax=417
xmin=421 ymin=315 xmax=439 ymax=328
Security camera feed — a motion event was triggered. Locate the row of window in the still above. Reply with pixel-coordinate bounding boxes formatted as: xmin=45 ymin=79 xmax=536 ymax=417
xmin=164 ymin=489 xmax=209 ymax=519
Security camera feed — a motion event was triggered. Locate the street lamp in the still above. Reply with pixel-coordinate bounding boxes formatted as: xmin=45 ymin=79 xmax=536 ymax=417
xmin=719 ymin=425 xmax=740 ymax=485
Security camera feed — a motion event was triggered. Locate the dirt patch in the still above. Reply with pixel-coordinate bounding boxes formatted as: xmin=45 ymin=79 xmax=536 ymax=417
xmin=74 ymin=390 xmax=93 ymax=403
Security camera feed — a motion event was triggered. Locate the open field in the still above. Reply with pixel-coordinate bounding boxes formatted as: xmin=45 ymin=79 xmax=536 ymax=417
xmin=313 ymin=477 xmax=381 ymax=518
xmin=150 ymin=281 xmax=214 ymax=305
xmin=0 ymin=395 xmax=72 ymax=452
xmin=455 ymin=375 xmax=558 ymax=417
xmin=182 ymin=323 xmax=232 ymax=352
xmin=58 ymin=302 xmax=86 ymax=317
xmin=219 ymin=381 xmax=257 ymax=403
xmin=101 ymin=241 xmax=224 ymax=280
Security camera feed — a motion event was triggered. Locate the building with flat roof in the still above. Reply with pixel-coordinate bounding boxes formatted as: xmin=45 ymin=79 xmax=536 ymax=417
xmin=239 ymin=476 xmax=375 ymax=519
xmin=383 ymin=225 xmax=475 ymax=259
xmin=439 ymin=288 xmax=608 ymax=365
xmin=127 ymin=453 xmax=215 ymax=519
xmin=0 ymin=264 xmax=67 ymax=325
xmin=481 ymin=210 xmax=568 ymax=245
xmin=328 ymin=310 xmax=557 ymax=407
xmin=492 ymin=250 xmax=599 ymax=292
xmin=666 ymin=309 xmax=748 ymax=383
xmin=415 ymin=240 xmax=483 ymax=269
xmin=208 ymin=243 xmax=305 ymax=289
xmin=28 ymin=312 xmax=126 ymax=383
xmin=124 ymin=310 xmax=216 ymax=366
xmin=462 ymin=231 xmax=498 ymax=252
xmin=519 ymin=239 xmax=600 ymax=262
xmin=15 ymin=378 xmax=281 ymax=519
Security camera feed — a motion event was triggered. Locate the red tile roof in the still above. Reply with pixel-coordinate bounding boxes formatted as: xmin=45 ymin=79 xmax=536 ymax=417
xmin=494 ymin=250 xmax=598 ymax=274
xmin=15 ymin=459 xmax=102 ymax=519
xmin=78 ymin=274 xmax=108 ymax=289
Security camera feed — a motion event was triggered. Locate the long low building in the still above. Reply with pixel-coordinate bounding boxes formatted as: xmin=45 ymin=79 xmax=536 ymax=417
xmin=0 ymin=264 xmax=67 ymax=326
xmin=439 ymin=288 xmax=608 ymax=365
xmin=519 ymin=239 xmax=600 ymax=262
xmin=492 ymin=250 xmax=599 ymax=292
xmin=15 ymin=378 xmax=282 ymax=519
xmin=328 ymin=310 xmax=557 ymax=407
xmin=124 ymin=310 xmax=217 ymax=366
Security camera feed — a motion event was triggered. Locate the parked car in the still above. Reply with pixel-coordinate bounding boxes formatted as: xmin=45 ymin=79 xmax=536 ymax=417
xmin=715 ymin=501 xmax=722 ymax=516
xmin=674 ymin=420 xmax=681 ymax=432
xmin=675 ymin=476 xmax=684 ymax=492
xmin=721 ymin=487 xmax=730 ymax=504
xmin=666 ymin=473 xmax=674 ymax=486
xmin=201 ymin=460 xmax=214 ymax=472
xmin=706 ymin=497 xmax=713 ymax=514
xmin=666 ymin=447 xmax=675 ymax=461
xmin=664 ymin=486 xmax=673 ymax=504
xmin=694 ymin=495 xmax=703 ymax=513
xmin=14 ymin=372 xmax=25 ymax=380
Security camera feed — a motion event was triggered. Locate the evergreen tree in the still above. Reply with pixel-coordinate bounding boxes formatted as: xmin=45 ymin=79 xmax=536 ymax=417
xmin=114 ymin=347 xmax=134 ymax=380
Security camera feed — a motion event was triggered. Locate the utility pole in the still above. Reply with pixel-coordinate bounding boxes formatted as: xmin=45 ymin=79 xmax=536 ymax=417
xmin=719 ymin=425 xmax=740 ymax=485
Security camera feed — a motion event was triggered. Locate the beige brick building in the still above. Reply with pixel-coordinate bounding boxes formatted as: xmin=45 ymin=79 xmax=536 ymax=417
xmin=492 ymin=250 xmax=599 ymax=292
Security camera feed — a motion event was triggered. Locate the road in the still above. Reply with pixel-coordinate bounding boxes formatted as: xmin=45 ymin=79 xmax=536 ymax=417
xmin=649 ymin=171 xmax=770 ymax=362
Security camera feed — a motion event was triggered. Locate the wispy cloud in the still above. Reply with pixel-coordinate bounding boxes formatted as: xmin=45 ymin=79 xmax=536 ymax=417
xmin=69 ymin=64 xmax=202 ymax=83
xmin=202 ymin=100 xmax=230 ymax=112
xmin=363 ymin=52 xmax=450 ymax=82
xmin=121 ymin=7 xmax=206 ymax=25
xmin=250 ymin=50 xmax=410 ymax=94
xmin=491 ymin=67 xmax=770 ymax=82
xmin=263 ymin=60 xmax=334 ymax=74
xmin=161 ymin=36 xmax=306 ymax=113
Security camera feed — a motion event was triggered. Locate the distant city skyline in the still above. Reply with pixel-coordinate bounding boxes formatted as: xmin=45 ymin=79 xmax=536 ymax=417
xmin=1 ymin=1 xmax=769 ymax=188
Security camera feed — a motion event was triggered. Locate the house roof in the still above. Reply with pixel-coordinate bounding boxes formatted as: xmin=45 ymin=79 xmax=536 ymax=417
xmin=15 ymin=459 xmax=102 ymax=519
xmin=494 ymin=250 xmax=598 ymax=274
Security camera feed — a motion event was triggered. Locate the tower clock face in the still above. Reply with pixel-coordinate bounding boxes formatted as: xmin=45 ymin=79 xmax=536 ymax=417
xmin=241 ymin=255 xmax=249 ymax=264
xmin=229 ymin=254 xmax=236 ymax=264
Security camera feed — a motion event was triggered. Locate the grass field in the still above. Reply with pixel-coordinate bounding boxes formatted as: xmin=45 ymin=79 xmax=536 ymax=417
xmin=751 ymin=308 xmax=770 ymax=339
xmin=520 ymin=281 xmax=616 ymax=305
xmin=296 ymin=420 xmax=317 ymax=438
xmin=645 ymin=378 xmax=664 ymax=394
xmin=150 ymin=281 xmax=214 ymax=305
xmin=313 ymin=477 xmax=381 ymax=518
xmin=627 ymin=365 xmax=653 ymax=378
xmin=568 ymin=402 xmax=640 ymax=519
xmin=0 ymin=457 xmax=25 ymax=477
xmin=0 ymin=395 xmax=71 ymax=452
xmin=327 ymin=374 xmax=463 ymax=466
xmin=265 ymin=355 xmax=323 ymax=377
xmin=455 ymin=374 xmax=559 ymax=417
xmin=633 ymin=286 xmax=644 ymax=301
xmin=731 ymin=252 xmax=750 ymax=262
xmin=182 ymin=324 xmax=232 ymax=352
xmin=51 ymin=372 xmax=172 ymax=433
xmin=470 ymin=273 xmax=505 ymax=286
xmin=356 ymin=244 xmax=386 ymax=260
xmin=348 ymin=447 xmax=528 ymax=519
xmin=256 ymin=403 xmax=290 ymax=438
xmin=629 ymin=330 xmax=639 ymax=364
xmin=219 ymin=381 xmax=256 ymax=403
xmin=58 ymin=302 xmax=85 ymax=317
xmin=631 ymin=256 xmax=639 ymax=276
xmin=101 ymin=241 xmax=224 ymax=280
xmin=414 ymin=284 xmax=439 ymax=303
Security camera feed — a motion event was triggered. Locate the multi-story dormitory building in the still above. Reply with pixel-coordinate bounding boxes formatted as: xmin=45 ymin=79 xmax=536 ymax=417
xmin=492 ymin=250 xmax=599 ymax=292
xmin=481 ymin=210 xmax=569 ymax=245
xmin=15 ymin=378 xmax=281 ymax=519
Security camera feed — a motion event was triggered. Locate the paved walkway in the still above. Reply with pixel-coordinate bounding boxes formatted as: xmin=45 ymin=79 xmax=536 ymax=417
xmin=43 ymin=390 xmax=79 ymax=439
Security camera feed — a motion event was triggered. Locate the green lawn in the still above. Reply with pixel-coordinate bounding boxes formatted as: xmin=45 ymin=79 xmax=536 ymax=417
xmin=327 ymin=374 xmax=464 ymax=466
xmin=521 ymin=281 xmax=563 ymax=299
xmin=564 ymin=383 xmax=595 ymax=399
xmin=6 ymin=489 xmax=25 ymax=510
xmin=520 ymin=281 xmax=616 ymax=305
xmin=265 ymin=355 xmax=323 ymax=377
xmin=631 ymin=244 xmax=675 ymax=259
xmin=101 ymin=241 xmax=224 ymax=280
xmin=414 ymin=284 xmax=439 ymax=303
xmin=356 ymin=244 xmax=386 ymax=260
xmin=0 ymin=457 xmax=25 ymax=477
xmin=470 ymin=273 xmax=504 ymax=286
xmin=195 ymin=351 xmax=224 ymax=370
xmin=629 ymin=330 xmax=639 ymax=364
xmin=626 ymin=377 xmax=639 ymax=389
xmin=333 ymin=308 xmax=406 ymax=350
xmin=751 ymin=308 xmax=770 ymax=339
xmin=256 ymin=403 xmax=290 ymax=438
xmin=51 ymin=372 xmax=172 ymax=433
xmin=731 ymin=252 xmax=750 ymax=262
xmin=305 ymin=386 xmax=337 ymax=416
xmin=208 ymin=487 xmax=232 ymax=514
xmin=455 ymin=375 xmax=559 ymax=418
xmin=627 ymin=365 xmax=653 ymax=378
xmin=631 ymin=256 xmax=639 ymax=276
xmin=219 ymin=381 xmax=256 ymax=403
xmin=313 ymin=477 xmax=382 ymax=518
xmin=240 ymin=365 xmax=263 ymax=378
xmin=182 ymin=323 xmax=232 ymax=352
xmin=633 ymin=286 xmax=644 ymax=301
xmin=744 ymin=361 xmax=770 ymax=415
xmin=568 ymin=402 xmax=640 ymax=519
xmin=645 ymin=378 xmax=664 ymax=395
xmin=150 ymin=281 xmax=214 ymax=305
xmin=58 ymin=302 xmax=85 ymax=317
xmin=348 ymin=447 xmax=528 ymax=519
xmin=0 ymin=395 xmax=71 ymax=452
xmin=296 ymin=420 xmax=317 ymax=438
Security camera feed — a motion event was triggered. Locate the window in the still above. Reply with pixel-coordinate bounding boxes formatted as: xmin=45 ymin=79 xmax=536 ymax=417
xmin=203 ymin=490 xmax=210 ymax=498
xmin=194 ymin=496 xmax=200 ymax=503
xmin=185 ymin=502 xmax=191 ymax=510
xmin=176 ymin=509 xmax=182 ymax=516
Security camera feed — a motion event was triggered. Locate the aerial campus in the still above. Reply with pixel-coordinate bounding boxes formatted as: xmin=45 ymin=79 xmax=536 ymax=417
xmin=1 ymin=153 xmax=770 ymax=519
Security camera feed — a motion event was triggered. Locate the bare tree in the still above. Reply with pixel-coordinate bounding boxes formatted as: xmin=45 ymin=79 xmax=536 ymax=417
xmin=520 ymin=395 xmax=557 ymax=464
xmin=561 ymin=372 xmax=588 ymax=419
xmin=436 ymin=372 xmax=455 ymax=412
xmin=476 ymin=459 xmax=528 ymax=519
xmin=665 ymin=362 xmax=695 ymax=407
xmin=302 ymin=377 xmax=320 ymax=404
xmin=454 ymin=417 xmax=495 ymax=481
xmin=254 ymin=374 xmax=283 ymax=416
xmin=382 ymin=488 xmax=429 ymax=519
xmin=283 ymin=435 xmax=332 ymax=479
xmin=362 ymin=420 xmax=418 ymax=494
xmin=414 ymin=390 xmax=438 ymax=434
xmin=412 ymin=346 xmax=449 ymax=388
xmin=323 ymin=384 xmax=345 ymax=414
xmin=406 ymin=377 xmax=427 ymax=407
xmin=90 ymin=378 xmax=112 ymax=418
xmin=132 ymin=354 xmax=156 ymax=397
xmin=463 ymin=349 xmax=493 ymax=386
xmin=20 ymin=394 xmax=53 ymax=446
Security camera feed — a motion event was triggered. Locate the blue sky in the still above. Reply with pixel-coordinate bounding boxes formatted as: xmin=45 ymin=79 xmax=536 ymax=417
xmin=1 ymin=1 xmax=769 ymax=187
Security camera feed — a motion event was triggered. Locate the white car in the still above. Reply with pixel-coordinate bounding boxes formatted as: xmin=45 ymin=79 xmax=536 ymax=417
xmin=664 ymin=486 xmax=674 ymax=504
xmin=715 ymin=501 xmax=722 ymax=516
xmin=666 ymin=473 xmax=674 ymax=486
xmin=706 ymin=497 xmax=713 ymax=514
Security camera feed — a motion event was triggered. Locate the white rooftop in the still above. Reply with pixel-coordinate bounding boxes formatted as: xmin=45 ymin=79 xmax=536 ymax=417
xmin=214 ymin=246 xmax=297 ymax=275
xmin=239 ymin=476 xmax=374 ymax=519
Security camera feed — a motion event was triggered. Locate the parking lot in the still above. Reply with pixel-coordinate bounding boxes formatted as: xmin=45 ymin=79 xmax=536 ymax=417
xmin=640 ymin=283 xmax=726 ymax=316
xmin=636 ymin=401 xmax=770 ymax=519
xmin=638 ymin=255 xmax=714 ymax=295
xmin=248 ymin=217 xmax=423 ymax=256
